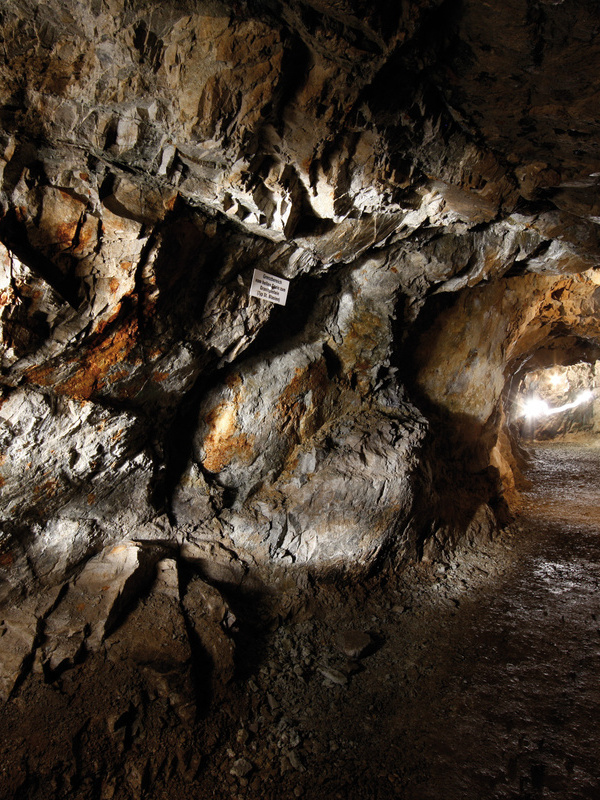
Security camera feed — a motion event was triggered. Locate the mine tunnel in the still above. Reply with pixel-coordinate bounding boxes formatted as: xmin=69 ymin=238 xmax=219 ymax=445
xmin=2 ymin=0 xmax=600 ymax=798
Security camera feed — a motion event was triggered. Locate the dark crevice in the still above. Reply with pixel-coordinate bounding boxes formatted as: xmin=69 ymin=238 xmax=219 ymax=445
xmin=0 ymin=211 xmax=82 ymax=308
xmin=271 ymin=31 xmax=313 ymax=129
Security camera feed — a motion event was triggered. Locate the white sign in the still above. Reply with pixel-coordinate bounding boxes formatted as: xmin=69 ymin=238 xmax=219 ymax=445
xmin=249 ymin=269 xmax=289 ymax=306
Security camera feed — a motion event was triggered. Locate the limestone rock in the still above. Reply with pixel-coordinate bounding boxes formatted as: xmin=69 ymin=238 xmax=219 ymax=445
xmin=0 ymin=387 xmax=153 ymax=527
xmin=0 ymin=607 xmax=38 ymax=701
xmin=41 ymin=541 xmax=158 ymax=672
xmin=182 ymin=575 xmax=236 ymax=692
xmin=106 ymin=556 xmax=197 ymax=725
xmin=180 ymin=538 xmax=247 ymax=588
xmin=0 ymin=587 xmax=61 ymax=701
xmin=0 ymin=0 xmax=599 ymax=597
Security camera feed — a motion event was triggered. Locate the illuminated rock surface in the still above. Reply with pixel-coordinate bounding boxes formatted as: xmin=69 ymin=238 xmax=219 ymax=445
xmin=1 ymin=1 xmax=600 ymax=796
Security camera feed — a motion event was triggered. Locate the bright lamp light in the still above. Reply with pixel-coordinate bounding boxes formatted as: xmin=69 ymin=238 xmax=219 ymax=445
xmin=522 ymin=397 xmax=550 ymax=419
xmin=576 ymin=389 xmax=594 ymax=405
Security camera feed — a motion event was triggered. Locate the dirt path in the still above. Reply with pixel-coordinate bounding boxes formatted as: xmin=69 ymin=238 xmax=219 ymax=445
xmin=196 ymin=440 xmax=600 ymax=799
xmin=396 ymin=441 xmax=600 ymax=799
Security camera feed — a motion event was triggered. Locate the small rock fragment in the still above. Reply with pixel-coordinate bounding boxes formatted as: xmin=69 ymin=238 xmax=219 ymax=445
xmin=318 ymin=667 xmax=348 ymax=686
xmin=335 ymin=630 xmax=373 ymax=659
xmin=236 ymin=728 xmax=249 ymax=745
xmin=230 ymin=757 xmax=254 ymax=779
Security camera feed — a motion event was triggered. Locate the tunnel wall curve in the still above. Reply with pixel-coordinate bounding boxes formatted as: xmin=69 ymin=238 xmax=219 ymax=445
xmin=412 ymin=269 xmax=600 ymax=516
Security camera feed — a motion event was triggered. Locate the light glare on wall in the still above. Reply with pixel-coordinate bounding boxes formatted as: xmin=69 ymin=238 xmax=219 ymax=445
xmin=521 ymin=391 xmax=594 ymax=419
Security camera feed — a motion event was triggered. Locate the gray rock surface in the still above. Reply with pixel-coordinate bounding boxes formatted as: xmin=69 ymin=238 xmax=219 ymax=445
xmin=0 ymin=0 xmax=598 ymax=596
xmin=1 ymin=5 xmax=600 ymax=762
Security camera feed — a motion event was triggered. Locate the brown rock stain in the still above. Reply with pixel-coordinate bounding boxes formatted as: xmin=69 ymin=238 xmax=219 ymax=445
xmin=93 ymin=304 xmax=123 ymax=337
xmin=277 ymin=359 xmax=329 ymax=440
xmin=106 ymin=368 xmax=130 ymax=385
xmin=34 ymin=479 xmax=61 ymax=500
xmin=25 ymin=315 xmax=139 ymax=401
xmin=339 ymin=308 xmax=383 ymax=380
xmin=55 ymin=221 xmax=78 ymax=246
xmin=202 ymin=386 xmax=254 ymax=473
xmin=73 ymin=218 xmax=97 ymax=253
xmin=166 ymin=193 xmax=178 ymax=211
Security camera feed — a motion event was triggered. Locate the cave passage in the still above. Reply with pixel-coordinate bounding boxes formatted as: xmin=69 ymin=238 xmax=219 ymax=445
xmin=512 ymin=363 xmax=598 ymax=443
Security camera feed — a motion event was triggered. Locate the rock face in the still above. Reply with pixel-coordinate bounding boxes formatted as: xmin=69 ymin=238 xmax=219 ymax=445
xmin=1 ymin=0 xmax=600 ymax=657
xmin=4 ymin=2 xmax=600 ymax=797
xmin=0 ymin=540 xmax=236 ymax=712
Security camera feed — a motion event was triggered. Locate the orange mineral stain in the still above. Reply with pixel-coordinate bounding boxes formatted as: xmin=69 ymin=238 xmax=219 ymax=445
xmin=202 ymin=399 xmax=254 ymax=473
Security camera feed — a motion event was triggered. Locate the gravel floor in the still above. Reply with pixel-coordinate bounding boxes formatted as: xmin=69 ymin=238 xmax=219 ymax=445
xmin=3 ymin=440 xmax=600 ymax=799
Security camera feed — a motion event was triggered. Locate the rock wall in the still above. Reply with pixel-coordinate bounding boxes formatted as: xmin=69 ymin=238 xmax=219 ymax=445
xmin=2 ymin=0 xmax=600 ymax=603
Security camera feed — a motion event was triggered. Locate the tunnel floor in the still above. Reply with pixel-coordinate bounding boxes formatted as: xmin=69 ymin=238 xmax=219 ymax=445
xmin=3 ymin=441 xmax=600 ymax=799
xmin=395 ymin=439 xmax=600 ymax=800
xmin=192 ymin=439 xmax=600 ymax=800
